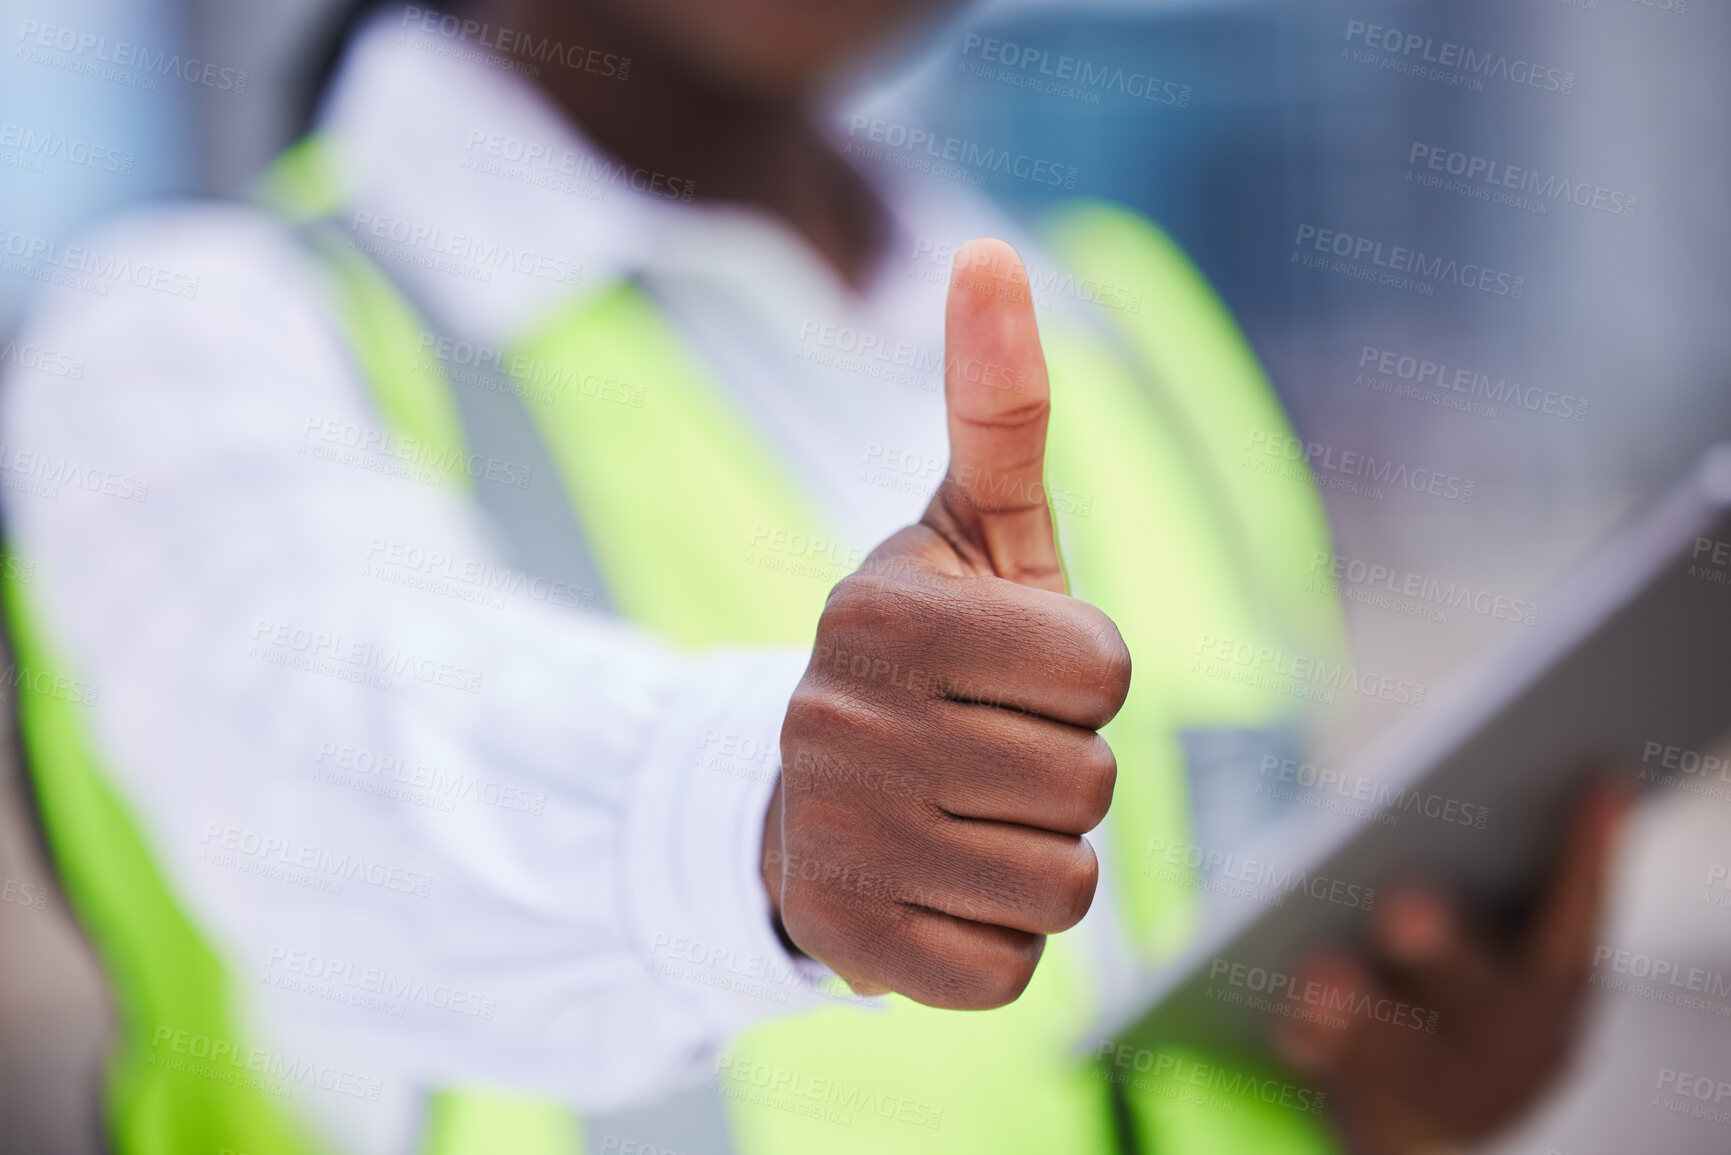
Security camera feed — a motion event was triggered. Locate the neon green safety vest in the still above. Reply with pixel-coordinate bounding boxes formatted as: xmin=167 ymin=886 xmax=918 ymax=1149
xmin=2 ymin=135 xmax=1345 ymax=1155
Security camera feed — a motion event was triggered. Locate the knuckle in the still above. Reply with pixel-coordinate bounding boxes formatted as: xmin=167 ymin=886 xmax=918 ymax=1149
xmin=1046 ymin=838 xmax=1099 ymax=930
xmin=963 ymin=936 xmax=1043 ymax=1009
xmin=1083 ymin=610 xmax=1133 ymax=713
xmin=915 ymin=931 xmax=1040 ymax=1010
xmin=867 ymin=913 xmax=1047 ymax=1011
xmin=824 ymin=573 xmax=917 ymax=644
xmin=779 ymin=693 xmax=833 ymax=767
xmin=1069 ymin=735 xmax=1117 ymax=829
xmin=1056 ymin=602 xmax=1131 ymax=728
xmin=783 ymin=693 xmax=934 ymax=814
xmin=783 ymin=888 xmax=873 ymax=965
xmin=782 ymin=687 xmax=874 ymax=753
xmin=814 ymin=576 xmax=944 ymax=684
xmin=783 ymin=684 xmax=829 ymax=733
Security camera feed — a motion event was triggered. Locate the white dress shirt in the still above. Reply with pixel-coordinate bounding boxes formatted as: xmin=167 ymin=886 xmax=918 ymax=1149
xmin=0 ymin=11 xmax=1135 ymax=1154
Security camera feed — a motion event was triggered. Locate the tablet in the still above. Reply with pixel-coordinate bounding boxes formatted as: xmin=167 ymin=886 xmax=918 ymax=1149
xmin=1095 ymin=442 xmax=1731 ymax=1061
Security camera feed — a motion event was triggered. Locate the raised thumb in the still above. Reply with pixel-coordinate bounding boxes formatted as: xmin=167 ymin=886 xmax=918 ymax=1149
xmin=923 ymin=237 xmax=1064 ymax=593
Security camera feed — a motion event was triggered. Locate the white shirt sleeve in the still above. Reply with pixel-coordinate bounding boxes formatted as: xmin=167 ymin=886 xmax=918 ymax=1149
xmin=0 ymin=204 xmax=832 ymax=1119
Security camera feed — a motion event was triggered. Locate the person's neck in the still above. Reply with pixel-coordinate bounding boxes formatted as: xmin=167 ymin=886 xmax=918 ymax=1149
xmin=472 ymin=0 xmax=886 ymax=289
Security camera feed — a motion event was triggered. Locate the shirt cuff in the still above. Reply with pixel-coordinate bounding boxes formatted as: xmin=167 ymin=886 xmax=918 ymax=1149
xmin=621 ymin=648 xmax=839 ymax=1036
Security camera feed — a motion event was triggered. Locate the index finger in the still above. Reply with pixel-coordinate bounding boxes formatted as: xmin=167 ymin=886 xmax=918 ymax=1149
xmin=1526 ymin=777 xmax=1634 ymax=985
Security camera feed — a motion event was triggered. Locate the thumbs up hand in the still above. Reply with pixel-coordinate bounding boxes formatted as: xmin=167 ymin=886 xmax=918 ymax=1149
xmin=764 ymin=240 xmax=1133 ymax=1008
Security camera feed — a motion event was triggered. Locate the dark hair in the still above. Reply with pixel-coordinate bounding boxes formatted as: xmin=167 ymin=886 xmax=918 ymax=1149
xmin=295 ymin=0 xmax=454 ymax=137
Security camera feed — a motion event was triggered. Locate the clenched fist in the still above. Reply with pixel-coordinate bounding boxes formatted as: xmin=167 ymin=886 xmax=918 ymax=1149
xmin=761 ymin=238 xmax=1133 ymax=1009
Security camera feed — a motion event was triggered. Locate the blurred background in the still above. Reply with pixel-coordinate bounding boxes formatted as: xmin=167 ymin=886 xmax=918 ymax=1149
xmin=2 ymin=0 xmax=1727 ymax=1151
